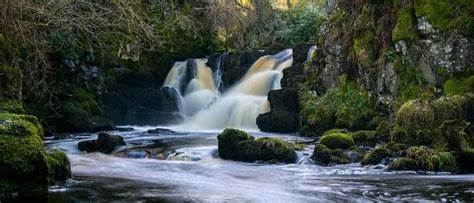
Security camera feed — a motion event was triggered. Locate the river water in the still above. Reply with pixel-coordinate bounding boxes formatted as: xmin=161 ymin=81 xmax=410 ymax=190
xmin=45 ymin=126 xmax=474 ymax=202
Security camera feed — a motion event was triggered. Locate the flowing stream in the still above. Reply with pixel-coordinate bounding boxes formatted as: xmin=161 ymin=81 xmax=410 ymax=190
xmin=45 ymin=50 xmax=474 ymax=202
xmin=46 ymin=128 xmax=474 ymax=202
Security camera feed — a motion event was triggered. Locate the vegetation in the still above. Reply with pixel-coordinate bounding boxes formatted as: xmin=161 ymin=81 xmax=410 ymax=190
xmin=319 ymin=132 xmax=355 ymax=149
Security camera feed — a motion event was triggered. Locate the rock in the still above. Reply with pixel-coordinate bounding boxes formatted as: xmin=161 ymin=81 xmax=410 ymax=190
xmin=319 ymin=132 xmax=354 ymax=149
xmin=256 ymin=110 xmax=299 ymax=133
xmin=351 ymin=130 xmax=377 ymax=147
xmin=217 ymin=128 xmax=297 ymax=163
xmin=147 ymin=128 xmax=176 ymax=135
xmin=267 ymin=89 xmax=299 ymax=111
xmin=78 ymin=132 xmax=126 ymax=154
xmin=159 ymin=87 xmax=182 ymax=112
xmin=77 ymin=140 xmax=98 ymax=153
xmin=96 ymin=132 xmax=126 ymax=154
xmin=311 ymin=144 xmax=350 ymax=166
xmin=387 ymin=158 xmax=418 ymax=171
xmin=0 ymin=113 xmax=70 ymax=196
xmin=406 ymin=146 xmax=458 ymax=172
xmin=115 ymin=126 xmax=134 ymax=132
xmin=236 ymin=137 xmax=297 ymax=163
xmin=217 ymin=128 xmax=255 ymax=160
xmin=361 ymin=147 xmax=391 ymax=166
xmin=46 ymin=149 xmax=71 ymax=181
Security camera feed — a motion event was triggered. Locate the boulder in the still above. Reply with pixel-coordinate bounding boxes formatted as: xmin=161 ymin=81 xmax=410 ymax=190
xmin=256 ymin=110 xmax=299 ymax=133
xmin=0 ymin=113 xmax=70 ymax=196
xmin=387 ymin=158 xmax=418 ymax=171
xmin=217 ymin=128 xmax=254 ymax=160
xmin=78 ymin=132 xmax=126 ymax=154
xmin=267 ymin=89 xmax=299 ymax=111
xmin=361 ymin=147 xmax=391 ymax=166
xmin=147 ymin=128 xmax=176 ymax=135
xmin=319 ymin=132 xmax=355 ymax=149
xmin=311 ymin=144 xmax=350 ymax=166
xmin=236 ymin=137 xmax=297 ymax=163
xmin=217 ymin=128 xmax=297 ymax=163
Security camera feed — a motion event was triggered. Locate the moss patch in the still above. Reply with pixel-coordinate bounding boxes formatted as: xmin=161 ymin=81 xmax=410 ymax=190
xmin=392 ymin=7 xmax=417 ymax=42
xmin=361 ymin=147 xmax=392 ymax=166
xmin=311 ymin=143 xmax=350 ymax=166
xmin=46 ymin=149 xmax=71 ymax=181
xmin=320 ymin=132 xmax=355 ymax=149
xmin=351 ymin=130 xmax=377 ymax=147
xmin=443 ymin=75 xmax=474 ymax=97
xmin=406 ymin=146 xmax=458 ymax=172
xmin=414 ymin=0 xmax=474 ymax=33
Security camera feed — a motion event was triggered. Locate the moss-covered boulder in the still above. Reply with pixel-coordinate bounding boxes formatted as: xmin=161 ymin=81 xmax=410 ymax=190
xmin=236 ymin=137 xmax=297 ymax=163
xmin=351 ymin=130 xmax=377 ymax=147
xmin=0 ymin=113 xmax=70 ymax=196
xmin=390 ymin=99 xmax=438 ymax=146
xmin=440 ymin=120 xmax=474 ymax=173
xmin=0 ymin=100 xmax=25 ymax=114
xmin=361 ymin=147 xmax=392 ymax=166
xmin=46 ymin=149 xmax=71 ymax=181
xmin=320 ymin=132 xmax=354 ymax=149
xmin=406 ymin=146 xmax=458 ymax=172
xmin=387 ymin=158 xmax=418 ymax=171
xmin=217 ymin=128 xmax=255 ymax=160
xmin=311 ymin=144 xmax=350 ymax=166
xmin=432 ymin=95 xmax=470 ymax=124
xmin=217 ymin=128 xmax=297 ymax=163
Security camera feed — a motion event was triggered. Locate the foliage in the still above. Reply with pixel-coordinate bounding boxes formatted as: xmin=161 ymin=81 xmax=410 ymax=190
xmin=414 ymin=0 xmax=474 ymax=33
xmin=443 ymin=75 xmax=474 ymax=96
xmin=299 ymin=75 xmax=376 ymax=134
xmin=392 ymin=7 xmax=417 ymax=42
xmin=406 ymin=146 xmax=457 ymax=172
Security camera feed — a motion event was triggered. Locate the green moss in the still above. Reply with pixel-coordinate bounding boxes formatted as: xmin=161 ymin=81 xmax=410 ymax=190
xmin=46 ymin=149 xmax=71 ymax=181
xmin=351 ymin=130 xmax=377 ymax=147
xmin=0 ymin=113 xmax=51 ymax=194
xmin=217 ymin=128 xmax=254 ymax=160
xmin=385 ymin=142 xmax=410 ymax=152
xmin=353 ymin=32 xmax=377 ymax=67
xmin=387 ymin=158 xmax=418 ymax=171
xmin=299 ymin=76 xmax=376 ymax=133
xmin=322 ymin=129 xmax=345 ymax=136
xmin=375 ymin=120 xmax=390 ymax=137
xmin=311 ymin=143 xmax=350 ymax=166
xmin=361 ymin=147 xmax=391 ymax=166
xmin=0 ymin=100 xmax=25 ymax=114
xmin=394 ymin=57 xmax=432 ymax=103
xmin=440 ymin=120 xmax=472 ymax=152
xmin=392 ymin=7 xmax=417 ymax=42
xmin=414 ymin=0 xmax=474 ymax=33
xmin=406 ymin=146 xmax=457 ymax=172
xmin=432 ymin=95 xmax=470 ymax=124
xmin=391 ymin=100 xmax=440 ymax=146
xmin=320 ymin=132 xmax=355 ymax=149
xmin=0 ymin=65 xmax=22 ymax=100
xmin=237 ymin=137 xmax=297 ymax=163
xmin=443 ymin=75 xmax=474 ymax=97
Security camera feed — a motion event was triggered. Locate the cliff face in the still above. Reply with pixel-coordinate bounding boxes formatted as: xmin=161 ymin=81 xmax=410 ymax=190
xmin=296 ymin=0 xmax=474 ymax=135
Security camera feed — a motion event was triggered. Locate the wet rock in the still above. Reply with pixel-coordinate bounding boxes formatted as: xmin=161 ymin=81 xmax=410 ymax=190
xmin=46 ymin=149 xmax=72 ymax=181
xmin=78 ymin=132 xmax=126 ymax=154
xmin=256 ymin=110 xmax=299 ymax=133
xmin=361 ymin=147 xmax=391 ymax=166
xmin=268 ymin=89 xmax=299 ymax=111
xmin=147 ymin=128 xmax=176 ymax=135
xmin=311 ymin=144 xmax=350 ymax=166
xmin=217 ymin=128 xmax=297 ymax=163
xmin=387 ymin=158 xmax=417 ymax=171
xmin=115 ymin=126 xmax=134 ymax=132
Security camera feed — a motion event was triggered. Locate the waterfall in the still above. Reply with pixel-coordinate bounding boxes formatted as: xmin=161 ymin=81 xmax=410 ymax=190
xmin=162 ymin=49 xmax=293 ymax=130
xmin=306 ymin=45 xmax=318 ymax=62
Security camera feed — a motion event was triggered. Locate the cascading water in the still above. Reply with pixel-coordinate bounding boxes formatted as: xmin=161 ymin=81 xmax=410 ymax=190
xmin=161 ymin=49 xmax=293 ymax=130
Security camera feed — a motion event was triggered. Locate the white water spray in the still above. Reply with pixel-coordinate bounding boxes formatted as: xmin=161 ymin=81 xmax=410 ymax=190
xmin=162 ymin=49 xmax=293 ymax=130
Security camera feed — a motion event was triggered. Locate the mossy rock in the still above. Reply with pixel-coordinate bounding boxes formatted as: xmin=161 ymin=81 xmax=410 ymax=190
xmin=46 ymin=149 xmax=71 ymax=181
xmin=217 ymin=128 xmax=254 ymax=160
xmin=443 ymin=76 xmax=474 ymax=97
xmin=311 ymin=144 xmax=350 ymax=166
xmin=361 ymin=147 xmax=391 ymax=166
xmin=440 ymin=120 xmax=474 ymax=173
xmin=392 ymin=7 xmax=417 ymax=42
xmin=236 ymin=137 xmax=297 ymax=163
xmin=375 ymin=120 xmax=390 ymax=137
xmin=320 ymin=132 xmax=355 ymax=149
xmin=351 ymin=130 xmax=377 ymax=147
xmin=385 ymin=142 xmax=410 ymax=153
xmin=387 ymin=158 xmax=418 ymax=171
xmin=0 ymin=113 xmax=51 ymax=195
xmin=391 ymin=99 xmax=439 ymax=146
xmin=414 ymin=0 xmax=474 ymax=33
xmin=406 ymin=146 xmax=458 ymax=173
xmin=432 ymin=95 xmax=470 ymax=125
